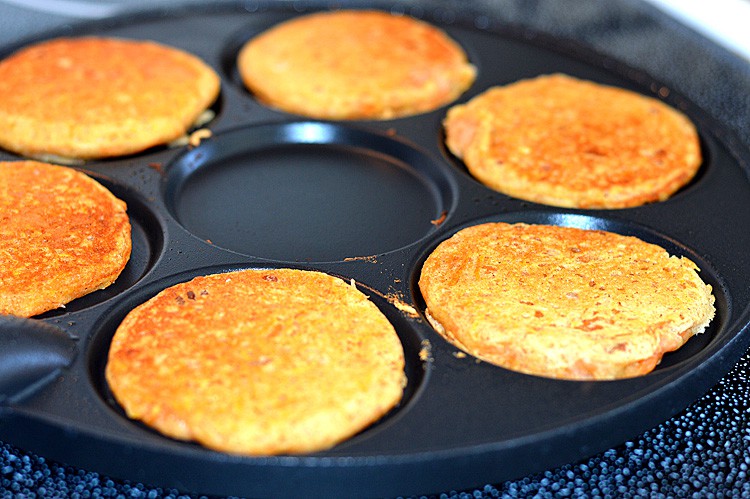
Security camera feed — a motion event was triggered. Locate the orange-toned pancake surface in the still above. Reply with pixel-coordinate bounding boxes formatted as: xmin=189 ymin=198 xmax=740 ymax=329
xmin=237 ymin=10 xmax=476 ymax=120
xmin=418 ymin=223 xmax=715 ymax=380
xmin=0 ymin=37 xmax=220 ymax=160
xmin=106 ymin=268 xmax=406 ymax=455
xmin=444 ymin=74 xmax=702 ymax=208
xmin=0 ymin=161 xmax=131 ymax=317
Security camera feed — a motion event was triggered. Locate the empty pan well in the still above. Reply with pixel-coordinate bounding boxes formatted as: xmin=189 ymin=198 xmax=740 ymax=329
xmin=163 ymin=122 xmax=453 ymax=262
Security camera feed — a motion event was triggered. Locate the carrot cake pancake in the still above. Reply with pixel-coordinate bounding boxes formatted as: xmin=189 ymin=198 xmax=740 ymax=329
xmin=106 ymin=268 xmax=406 ymax=455
xmin=443 ymin=74 xmax=702 ymax=208
xmin=418 ymin=222 xmax=715 ymax=380
xmin=0 ymin=160 xmax=131 ymax=317
xmin=237 ymin=10 xmax=476 ymax=120
xmin=0 ymin=37 xmax=220 ymax=160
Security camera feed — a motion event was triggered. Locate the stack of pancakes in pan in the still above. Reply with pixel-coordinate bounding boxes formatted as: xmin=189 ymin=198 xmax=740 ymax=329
xmin=0 ymin=9 xmax=713 ymax=456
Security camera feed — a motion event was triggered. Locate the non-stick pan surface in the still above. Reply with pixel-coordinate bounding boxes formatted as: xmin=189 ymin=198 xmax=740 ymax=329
xmin=1 ymin=3 xmax=749 ymax=497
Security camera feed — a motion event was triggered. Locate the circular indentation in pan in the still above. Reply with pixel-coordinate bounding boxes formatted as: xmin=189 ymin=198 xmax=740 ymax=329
xmin=163 ymin=122 xmax=454 ymax=262
xmin=35 ymin=179 xmax=164 ymax=318
xmin=87 ymin=265 xmax=426 ymax=452
xmin=411 ymin=212 xmax=727 ymax=377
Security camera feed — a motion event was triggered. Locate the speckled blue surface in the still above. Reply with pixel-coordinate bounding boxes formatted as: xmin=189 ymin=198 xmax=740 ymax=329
xmin=1 ymin=1 xmax=749 ymax=497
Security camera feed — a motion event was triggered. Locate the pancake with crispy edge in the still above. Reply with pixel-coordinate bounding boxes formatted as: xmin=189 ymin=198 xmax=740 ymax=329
xmin=418 ymin=222 xmax=715 ymax=380
xmin=106 ymin=268 xmax=406 ymax=455
xmin=0 ymin=161 xmax=131 ymax=317
xmin=444 ymin=74 xmax=702 ymax=209
xmin=237 ymin=9 xmax=476 ymax=120
xmin=0 ymin=36 xmax=220 ymax=160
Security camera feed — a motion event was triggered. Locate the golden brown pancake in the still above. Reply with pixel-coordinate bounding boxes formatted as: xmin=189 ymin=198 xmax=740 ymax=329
xmin=444 ymin=74 xmax=702 ymax=208
xmin=0 ymin=161 xmax=131 ymax=317
xmin=418 ymin=222 xmax=715 ymax=380
xmin=0 ymin=36 xmax=220 ymax=160
xmin=237 ymin=10 xmax=476 ymax=120
xmin=106 ymin=268 xmax=406 ymax=455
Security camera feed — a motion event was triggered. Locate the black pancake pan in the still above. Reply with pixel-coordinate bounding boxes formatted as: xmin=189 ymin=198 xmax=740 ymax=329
xmin=1 ymin=3 xmax=749 ymax=497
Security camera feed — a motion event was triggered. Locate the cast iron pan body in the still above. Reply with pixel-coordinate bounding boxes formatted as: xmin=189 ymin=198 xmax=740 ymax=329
xmin=0 ymin=3 xmax=749 ymax=497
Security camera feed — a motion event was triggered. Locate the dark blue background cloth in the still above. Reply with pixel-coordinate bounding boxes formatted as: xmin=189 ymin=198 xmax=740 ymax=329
xmin=1 ymin=0 xmax=750 ymax=497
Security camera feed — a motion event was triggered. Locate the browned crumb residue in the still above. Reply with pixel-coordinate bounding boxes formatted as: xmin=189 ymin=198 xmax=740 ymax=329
xmin=385 ymin=291 xmax=419 ymax=318
xmin=188 ymin=128 xmax=212 ymax=148
xmin=431 ymin=211 xmax=448 ymax=226
xmin=419 ymin=339 xmax=432 ymax=362
xmin=343 ymin=255 xmax=378 ymax=263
